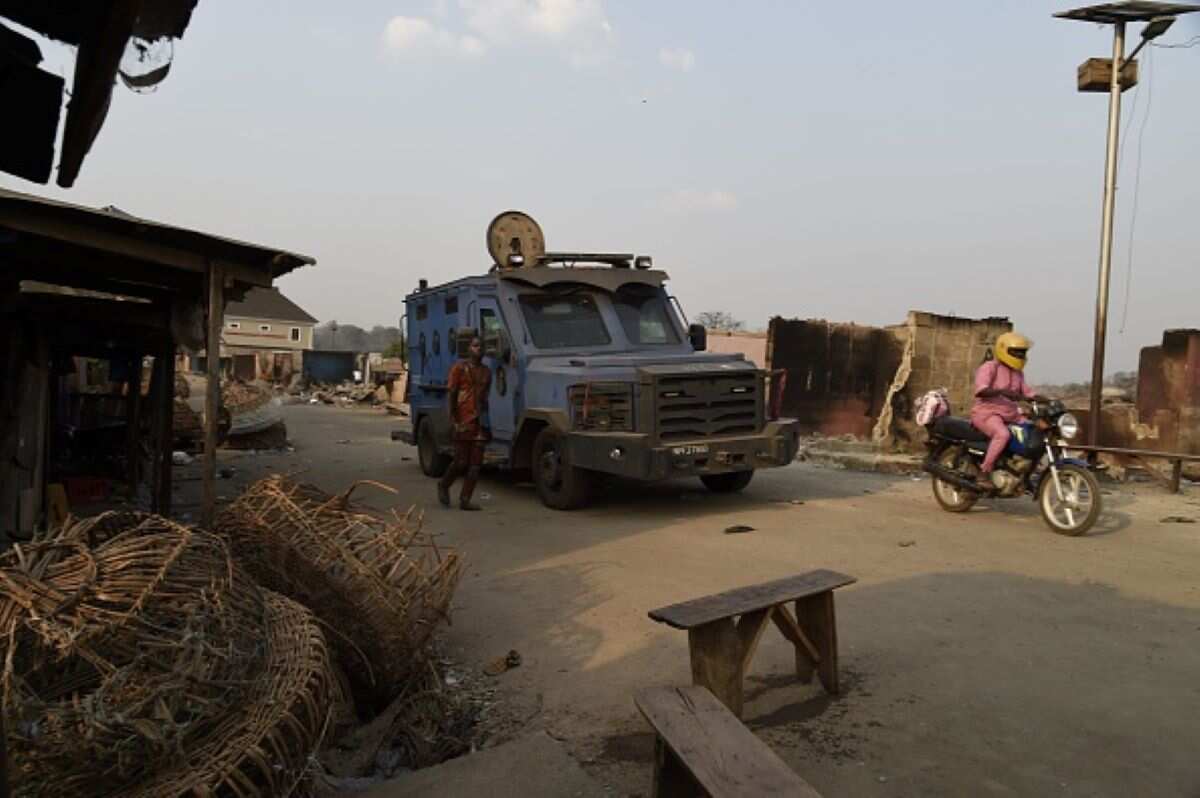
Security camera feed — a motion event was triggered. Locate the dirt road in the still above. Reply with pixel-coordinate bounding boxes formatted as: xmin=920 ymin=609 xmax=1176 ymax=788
xmin=196 ymin=405 xmax=1200 ymax=796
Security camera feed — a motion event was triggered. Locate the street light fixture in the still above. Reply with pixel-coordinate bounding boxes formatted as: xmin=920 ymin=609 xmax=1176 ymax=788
xmin=1054 ymin=1 xmax=1200 ymax=446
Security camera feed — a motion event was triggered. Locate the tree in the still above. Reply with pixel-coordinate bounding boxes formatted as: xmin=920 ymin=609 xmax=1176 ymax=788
xmin=694 ymin=311 xmax=745 ymax=332
xmin=382 ymin=337 xmax=406 ymax=360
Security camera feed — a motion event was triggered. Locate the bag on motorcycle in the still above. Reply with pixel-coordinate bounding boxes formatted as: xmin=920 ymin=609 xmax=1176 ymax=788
xmin=915 ymin=388 xmax=950 ymax=427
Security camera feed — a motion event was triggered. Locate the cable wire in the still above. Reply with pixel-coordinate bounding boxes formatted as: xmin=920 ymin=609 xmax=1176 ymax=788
xmin=1119 ymin=46 xmax=1154 ymax=334
xmin=1151 ymin=35 xmax=1200 ymax=49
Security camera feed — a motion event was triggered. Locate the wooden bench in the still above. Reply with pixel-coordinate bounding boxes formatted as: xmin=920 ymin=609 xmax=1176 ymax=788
xmin=648 ymin=570 xmax=856 ymax=717
xmin=635 ymin=685 xmax=822 ymax=797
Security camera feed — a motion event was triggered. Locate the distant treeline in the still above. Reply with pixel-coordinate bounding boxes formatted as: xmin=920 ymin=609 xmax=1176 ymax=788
xmin=314 ymin=322 xmax=404 ymax=355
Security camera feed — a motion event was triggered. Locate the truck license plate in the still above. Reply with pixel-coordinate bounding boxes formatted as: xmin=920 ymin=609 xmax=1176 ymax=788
xmin=672 ymin=445 xmax=709 ymax=456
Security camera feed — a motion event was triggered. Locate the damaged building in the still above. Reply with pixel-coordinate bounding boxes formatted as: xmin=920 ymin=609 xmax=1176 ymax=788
xmin=767 ymin=311 xmax=1013 ymax=451
xmin=0 ymin=188 xmax=313 ymax=538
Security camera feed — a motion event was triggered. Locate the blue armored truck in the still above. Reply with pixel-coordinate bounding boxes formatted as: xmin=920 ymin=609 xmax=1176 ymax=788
xmin=399 ymin=211 xmax=799 ymax=509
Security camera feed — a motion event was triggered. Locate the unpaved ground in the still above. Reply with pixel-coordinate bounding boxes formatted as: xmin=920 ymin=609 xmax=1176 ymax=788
xmin=180 ymin=405 xmax=1200 ymax=797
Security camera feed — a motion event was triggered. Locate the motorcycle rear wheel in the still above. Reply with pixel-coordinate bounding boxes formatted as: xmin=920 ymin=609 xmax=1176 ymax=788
xmin=931 ymin=448 xmax=978 ymax=513
xmin=1037 ymin=463 xmax=1101 ymax=536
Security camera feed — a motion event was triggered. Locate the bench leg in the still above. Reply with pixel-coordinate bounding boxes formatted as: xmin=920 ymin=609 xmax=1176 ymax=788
xmin=687 ymin=618 xmax=744 ymax=717
xmin=796 ymin=591 xmax=840 ymax=694
xmin=773 ymin=603 xmax=819 ymax=685
xmin=652 ymin=736 xmax=701 ymax=798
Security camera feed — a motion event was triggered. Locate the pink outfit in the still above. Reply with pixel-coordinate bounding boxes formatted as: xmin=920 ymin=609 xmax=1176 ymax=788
xmin=970 ymin=361 xmax=1036 ymax=473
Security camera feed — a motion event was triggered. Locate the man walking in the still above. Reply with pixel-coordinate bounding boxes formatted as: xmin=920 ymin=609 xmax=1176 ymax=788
xmin=438 ymin=334 xmax=491 ymax=511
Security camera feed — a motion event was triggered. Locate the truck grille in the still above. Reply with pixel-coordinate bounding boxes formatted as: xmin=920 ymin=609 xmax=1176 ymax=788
xmin=569 ymin=383 xmax=633 ymax=432
xmin=655 ymin=372 xmax=761 ymax=442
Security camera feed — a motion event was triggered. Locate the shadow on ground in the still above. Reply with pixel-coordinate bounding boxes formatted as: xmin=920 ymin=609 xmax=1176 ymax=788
xmin=582 ymin=571 xmax=1200 ymax=797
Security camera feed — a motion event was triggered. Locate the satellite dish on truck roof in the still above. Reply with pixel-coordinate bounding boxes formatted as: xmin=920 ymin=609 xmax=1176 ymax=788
xmin=487 ymin=210 xmax=545 ymax=269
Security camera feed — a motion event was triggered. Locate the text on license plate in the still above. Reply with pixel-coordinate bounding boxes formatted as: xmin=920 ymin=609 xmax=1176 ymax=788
xmin=672 ymin=445 xmax=709 ymax=456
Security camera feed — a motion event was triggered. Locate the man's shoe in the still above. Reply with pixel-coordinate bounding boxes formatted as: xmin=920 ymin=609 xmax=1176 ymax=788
xmin=459 ymin=500 xmax=482 ymax=511
xmin=437 ymin=483 xmax=451 ymax=507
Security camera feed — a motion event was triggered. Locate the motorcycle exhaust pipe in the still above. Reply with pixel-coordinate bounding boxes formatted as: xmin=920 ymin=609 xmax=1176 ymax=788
xmin=922 ymin=460 xmax=985 ymax=493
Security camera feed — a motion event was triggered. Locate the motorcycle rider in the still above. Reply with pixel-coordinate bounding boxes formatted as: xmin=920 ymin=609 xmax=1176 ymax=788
xmin=971 ymin=332 xmax=1039 ymax=491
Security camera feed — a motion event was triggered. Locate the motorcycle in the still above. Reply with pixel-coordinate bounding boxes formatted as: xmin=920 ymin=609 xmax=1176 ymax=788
xmin=922 ymin=399 xmax=1102 ymax=536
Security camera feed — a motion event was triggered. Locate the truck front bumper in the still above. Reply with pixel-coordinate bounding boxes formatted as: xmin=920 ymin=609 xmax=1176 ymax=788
xmin=563 ymin=419 xmax=800 ymax=481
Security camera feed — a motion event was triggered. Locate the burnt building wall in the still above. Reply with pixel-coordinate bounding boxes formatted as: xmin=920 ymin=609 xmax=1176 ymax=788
xmin=766 ymin=319 xmax=891 ymax=438
xmin=1135 ymin=329 xmax=1200 ymax=454
xmin=768 ymin=311 xmax=1012 ymax=449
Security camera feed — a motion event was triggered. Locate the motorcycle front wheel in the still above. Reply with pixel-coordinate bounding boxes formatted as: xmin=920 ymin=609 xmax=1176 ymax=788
xmin=931 ymin=448 xmax=978 ymax=513
xmin=1037 ymin=464 xmax=1101 ymax=536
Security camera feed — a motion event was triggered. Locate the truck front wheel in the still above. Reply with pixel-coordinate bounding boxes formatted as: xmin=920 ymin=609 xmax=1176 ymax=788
xmin=532 ymin=427 xmax=594 ymax=510
xmin=700 ymin=471 xmax=754 ymax=493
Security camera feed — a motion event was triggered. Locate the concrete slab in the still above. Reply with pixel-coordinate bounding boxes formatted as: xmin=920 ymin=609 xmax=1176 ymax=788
xmin=357 ymin=733 xmax=609 ymax=798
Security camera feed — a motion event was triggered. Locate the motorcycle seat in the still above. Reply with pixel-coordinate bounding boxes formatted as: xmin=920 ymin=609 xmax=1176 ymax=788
xmin=931 ymin=416 xmax=990 ymax=445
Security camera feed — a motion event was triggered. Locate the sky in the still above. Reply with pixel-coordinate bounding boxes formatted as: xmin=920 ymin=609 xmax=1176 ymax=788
xmin=4 ymin=1 xmax=1199 ymax=382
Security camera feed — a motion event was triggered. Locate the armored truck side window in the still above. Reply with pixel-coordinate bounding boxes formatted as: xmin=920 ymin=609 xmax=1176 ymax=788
xmin=518 ymin=294 xmax=610 ymax=349
xmin=480 ymin=308 xmax=503 ymax=356
xmin=613 ymin=286 xmax=680 ymax=345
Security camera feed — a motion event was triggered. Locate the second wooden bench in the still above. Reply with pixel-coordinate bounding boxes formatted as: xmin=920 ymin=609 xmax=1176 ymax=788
xmin=648 ymin=569 xmax=856 ymax=717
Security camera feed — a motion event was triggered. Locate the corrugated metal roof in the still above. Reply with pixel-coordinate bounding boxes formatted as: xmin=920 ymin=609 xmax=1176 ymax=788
xmin=0 ymin=187 xmax=315 ymax=282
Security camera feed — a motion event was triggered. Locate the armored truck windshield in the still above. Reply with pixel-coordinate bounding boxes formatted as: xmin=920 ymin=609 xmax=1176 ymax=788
xmin=518 ymin=293 xmax=611 ymax=349
xmin=612 ymin=285 xmax=680 ymax=345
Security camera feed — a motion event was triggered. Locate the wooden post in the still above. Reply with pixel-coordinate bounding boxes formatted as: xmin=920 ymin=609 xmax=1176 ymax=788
xmin=151 ymin=336 xmax=175 ymax=515
xmin=124 ymin=354 xmax=142 ymax=499
xmin=772 ymin=602 xmax=821 ymax=684
xmin=651 ymin=736 xmax=698 ymax=798
xmin=1170 ymin=459 xmax=1183 ymax=495
xmin=687 ymin=618 xmax=743 ymax=717
xmin=202 ymin=263 xmax=224 ymax=528
xmin=796 ymin=592 xmax=840 ymax=694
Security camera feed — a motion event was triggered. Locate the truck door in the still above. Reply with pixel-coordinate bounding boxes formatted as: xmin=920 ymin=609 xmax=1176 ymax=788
xmin=478 ymin=299 xmax=516 ymax=443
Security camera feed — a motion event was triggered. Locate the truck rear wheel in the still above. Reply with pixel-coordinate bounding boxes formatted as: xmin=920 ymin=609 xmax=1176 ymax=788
xmin=533 ymin=427 xmax=593 ymax=510
xmin=417 ymin=417 xmax=451 ymax=478
xmin=700 ymin=471 xmax=754 ymax=493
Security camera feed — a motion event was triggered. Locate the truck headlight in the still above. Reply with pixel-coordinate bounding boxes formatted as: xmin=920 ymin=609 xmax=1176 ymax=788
xmin=1058 ymin=413 xmax=1079 ymax=440
xmin=569 ymin=383 xmax=633 ymax=432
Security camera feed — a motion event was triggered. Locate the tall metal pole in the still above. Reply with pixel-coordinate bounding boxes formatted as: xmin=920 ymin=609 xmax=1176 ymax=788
xmin=1088 ymin=21 xmax=1125 ymax=446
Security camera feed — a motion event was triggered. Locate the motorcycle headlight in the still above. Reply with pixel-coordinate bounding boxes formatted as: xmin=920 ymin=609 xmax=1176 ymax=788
xmin=1057 ymin=413 xmax=1079 ymax=440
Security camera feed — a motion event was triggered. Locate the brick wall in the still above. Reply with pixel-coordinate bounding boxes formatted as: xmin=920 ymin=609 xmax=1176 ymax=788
xmin=895 ymin=311 xmax=1013 ymax=419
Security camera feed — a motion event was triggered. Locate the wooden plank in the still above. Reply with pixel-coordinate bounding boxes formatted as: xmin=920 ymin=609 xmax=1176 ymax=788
xmin=771 ymin=603 xmax=820 ymax=683
xmin=650 ymin=570 xmax=856 ymax=630
xmin=796 ymin=593 xmax=840 ymax=694
xmin=735 ymin=608 xmax=773 ymax=672
xmin=202 ymin=263 xmax=224 ymax=528
xmin=57 ymin=0 xmax=143 ymax=188
xmin=688 ymin=619 xmax=743 ymax=717
xmin=1069 ymin=444 xmax=1200 ymax=462
xmin=635 ymin=686 xmax=822 ymax=798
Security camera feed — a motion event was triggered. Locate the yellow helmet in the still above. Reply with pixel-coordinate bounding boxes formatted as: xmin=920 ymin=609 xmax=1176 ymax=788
xmin=994 ymin=331 xmax=1032 ymax=371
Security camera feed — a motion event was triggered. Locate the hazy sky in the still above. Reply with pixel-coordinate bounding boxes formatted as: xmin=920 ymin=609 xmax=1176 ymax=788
xmin=5 ymin=1 xmax=1199 ymax=381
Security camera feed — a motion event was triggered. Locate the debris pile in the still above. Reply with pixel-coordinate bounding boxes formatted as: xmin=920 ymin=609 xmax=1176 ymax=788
xmin=216 ymin=476 xmax=462 ymax=709
xmin=305 ymin=381 xmax=381 ymax=407
xmin=0 ymin=512 xmax=340 ymax=797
